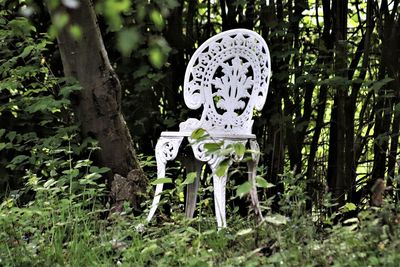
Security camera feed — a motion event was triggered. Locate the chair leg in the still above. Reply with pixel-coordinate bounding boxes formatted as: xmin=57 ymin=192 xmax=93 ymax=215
xmin=147 ymin=136 xmax=183 ymax=223
xmin=147 ymin=160 xmax=166 ymax=222
xmin=248 ymin=140 xmax=263 ymax=221
xmin=207 ymin=158 xmax=230 ymax=229
xmin=184 ymin=159 xmax=203 ymax=218
xmin=213 ymin=173 xmax=227 ymax=228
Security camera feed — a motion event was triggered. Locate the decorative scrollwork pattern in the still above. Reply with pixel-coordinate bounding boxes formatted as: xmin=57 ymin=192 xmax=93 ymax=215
xmin=155 ymin=137 xmax=184 ymax=165
xmin=184 ymin=29 xmax=271 ymax=135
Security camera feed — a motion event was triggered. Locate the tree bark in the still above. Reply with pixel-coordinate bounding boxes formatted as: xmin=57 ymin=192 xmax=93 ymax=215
xmin=48 ymin=0 xmax=146 ymax=208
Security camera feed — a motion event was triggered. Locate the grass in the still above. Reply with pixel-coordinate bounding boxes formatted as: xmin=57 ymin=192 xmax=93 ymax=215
xmin=1 ymin=190 xmax=400 ymax=266
xmin=1 ymin=162 xmax=400 ymax=266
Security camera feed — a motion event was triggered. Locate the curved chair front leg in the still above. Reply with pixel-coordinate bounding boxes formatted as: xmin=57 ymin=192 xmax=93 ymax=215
xmin=182 ymin=158 xmax=203 ymax=218
xmin=209 ymin=159 xmax=231 ymax=229
xmin=247 ymin=139 xmax=263 ymax=221
xmin=189 ymin=138 xmax=230 ymax=228
xmin=147 ymin=136 xmax=183 ymax=222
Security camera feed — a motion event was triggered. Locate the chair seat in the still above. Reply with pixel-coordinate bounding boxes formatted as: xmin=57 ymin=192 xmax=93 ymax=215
xmin=160 ymin=131 xmax=256 ymax=139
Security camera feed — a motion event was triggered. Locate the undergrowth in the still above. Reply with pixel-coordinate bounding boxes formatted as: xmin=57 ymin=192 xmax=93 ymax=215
xmin=1 ymin=161 xmax=400 ymax=266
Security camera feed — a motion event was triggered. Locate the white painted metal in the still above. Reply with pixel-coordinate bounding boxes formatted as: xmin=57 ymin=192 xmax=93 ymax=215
xmin=147 ymin=29 xmax=271 ymax=228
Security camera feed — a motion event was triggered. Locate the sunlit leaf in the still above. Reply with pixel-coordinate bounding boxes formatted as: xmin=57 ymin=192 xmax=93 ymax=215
xmin=204 ymin=142 xmax=222 ymax=153
xmin=264 ymin=214 xmax=288 ymax=225
xmin=236 ymin=228 xmax=253 ymax=236
xmin=216 ymin=160 xmax=230 ymax=177
xmin=117 ymin=28 xmax=140 ymax=57
xmin=182 ymin=172 xmax=197 ymax=185
xmin=233 ymin=142 xmax=246 ymax=157
xmin=149 ymin=47 xmax=165 ymax=68
xmin=191 ymin=128 xmax=206 ymax=140
xmin=236 ymin=181 xmax=252 ymax=198
xmin=256 ymin=176 xmax=275 ymax=188
xmin=69 ymin=24 xmax=81 ymax=40
xmin=151 ymin=178 xmax=172 ymax=185
xmin=150 ymin=10 xmax=164 ymax=30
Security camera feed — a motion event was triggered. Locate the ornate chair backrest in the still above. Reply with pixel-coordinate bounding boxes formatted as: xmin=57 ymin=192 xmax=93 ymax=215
xmin=183 ymin=29 xmax=271 ymax=136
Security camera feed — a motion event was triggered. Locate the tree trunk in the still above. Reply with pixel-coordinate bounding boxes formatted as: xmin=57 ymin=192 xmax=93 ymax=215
xmin=48 ymin=0 xmax=146 ymax=209
xmin=327 ymin=0 xmax=348 ymax=207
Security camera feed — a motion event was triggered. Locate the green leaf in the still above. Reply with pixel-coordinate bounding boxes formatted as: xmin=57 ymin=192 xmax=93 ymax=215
xmin=216 ymin=160 xmax=230 ymax=177
xmin=84 ymin=173 xmax=102 ymax=180
xmin=0 ymin=143 xmax=7 ymax=151
xmin=191 ymin=128 xmax=206 ymax=140
xmin=204 ymin=142 xmax=222 ymax=153
xmin=89 ymin=166 xmax=110 ymax=174
xmin=256 ymin=176 xmax=275 ymax=188
xmin=117 ymin=28 xmax=140 ymax=57
xmin=69 ymin=24 xmax=81 ymax=40
xmin=182 ymin=172 xmax=197 ymax=185
xmin=20 ymin=45 xmax=34 ymax=58
xmin=342 ymin=202 xmax=357 ymax=212
xmin=150 ymin=10 xmax=164 ymax=30
xmin=43 ymin=178 xmax=57 ymax=188
xmin=10 ymin=155 xmax=29 ymax=165
xmin=233 ymin=142 xmax=246 ymax=157
xmin=236 ymin=181 xmax=252 ymax=198
xmin=62 ymin=169 xmax=79 ymax=178
xmin=6 ymin=131 xmax=16 ymax=142
xmin=151 ymin=178 xmax=172 ymax=185
xmin=60 ymin=84 xmax=81 ymax=98
xmin=264 ymin=214 xmax=288 ymax=225
xmin=83 ymin=172 xmax=102 ymax=180
xmin=236 ymin=228 xmax=253 ymax=236
xmin=149 ymin=47 xmax=165 ymax=69
xmin=0 ymin=129 xmax=6 ymax=138
xmin=369 ymin=77 xmax=394 ymax=93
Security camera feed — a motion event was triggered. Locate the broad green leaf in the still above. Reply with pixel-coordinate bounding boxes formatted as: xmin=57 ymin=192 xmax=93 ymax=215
xmin=141 ymin=243 xmax=158 ymax=254
xmin=233 ymin=142 xmax=246 ymax=157
xmin=236 ymin=181 xmax=252 ymax=198
xmin=0 ymin=129 xmax=5 ymax=138
xmin=182 ymin=172 xmax=197 ymax=185
xmin=62 ymin=169 xmax=79 ymax=178
xmin=53 ymin=12 xmax=69 ymax=30
xmin=150 ymin=10 xmax=164 ymax=30
xmin=69 ymin=24 xmax=81 ymax=40
xmin=236 ymin=228 xmax=253 ymax=236
xmin=149 ymin=47 xmax=165 ymax=69
xmin=264 ymin=214 xmax=288 ymax=225
xmin=10 ymin=155 xmax=29 ymax=165
xmin=256 ymin=176 xmax=275 ymax=188
xmin=151 ymin=178 xmax=172 ymax=185
xmin=369 ymin=77 xmax=394 ymax=93
xmin=6 ymin=131 xmax=16 ymax=142
xmin=0 ymin=143 xmax=7 ymax=151
xmin=89 ymin=166 xmax=110 ymax=174
xmin=43 ymin=178 xmax=57 ymax=188
xmin=216 ymin=160 xmax=230 ymax=177
xmin=20 ymin=45 xmax=34 ymax=58
xmin=204 ymin=142 xmax=222 ymax=153
xmin=60 ymin=84 xmax=81 ymax=98
xmin=191 ymin=128 xmax=206 ymax=140
xmin=117 ymin=28 xmax=140 ymax=57
xmin=342 ymin=202 xmax=357 ymax=212
xmin=84 ymin=173 xmax=102 ymax=180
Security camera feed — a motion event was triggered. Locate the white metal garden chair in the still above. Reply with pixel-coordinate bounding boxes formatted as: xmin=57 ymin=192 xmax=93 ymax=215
xmin=147 ymin=29 xmax=271 ymax=228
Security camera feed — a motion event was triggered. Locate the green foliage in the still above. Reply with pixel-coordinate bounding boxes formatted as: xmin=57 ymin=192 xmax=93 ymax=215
xmin=2 ymin=162 xmax=399 ymax=266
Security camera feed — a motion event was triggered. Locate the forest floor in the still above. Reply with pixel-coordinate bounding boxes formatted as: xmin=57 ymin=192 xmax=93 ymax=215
xmin=1 ymin=182 xmax=400 ymax=266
